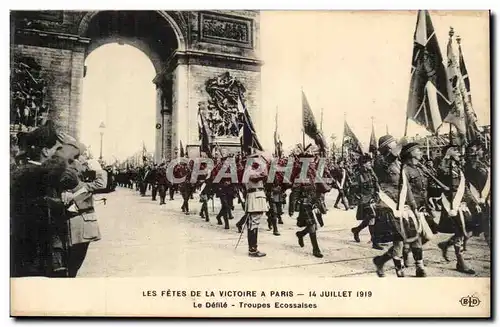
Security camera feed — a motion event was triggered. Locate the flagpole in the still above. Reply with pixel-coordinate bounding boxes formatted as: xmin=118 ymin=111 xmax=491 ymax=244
xmin=302 ymin=129 xmax=305 ymax=150
xmin=448 ymin=123 xmax=454 ymax=211
xmin=320 ymin=108 xmax=324 ymax=132
xmin=426 ymin=137 xmax=430 ymax=159
xmin=341 ymin=112 xmax=346 ymax=160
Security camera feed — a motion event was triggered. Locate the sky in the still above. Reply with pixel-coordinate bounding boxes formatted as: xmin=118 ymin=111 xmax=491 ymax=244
xmin=80 ymin=43 xmax=156 ymax=163
xmin=79 ymin=11 xmax=489 ymax=162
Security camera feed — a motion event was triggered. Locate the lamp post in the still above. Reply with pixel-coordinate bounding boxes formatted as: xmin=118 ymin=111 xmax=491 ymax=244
xmin=99 ymin=121 xmax=106 ymax=161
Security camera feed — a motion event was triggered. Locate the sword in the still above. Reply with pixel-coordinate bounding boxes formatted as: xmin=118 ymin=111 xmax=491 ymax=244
xmin=235 ymin=213 xmax=249 ymax=249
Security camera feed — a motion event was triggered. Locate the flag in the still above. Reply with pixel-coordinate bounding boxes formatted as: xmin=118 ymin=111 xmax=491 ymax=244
xmin=179 ymin=140 xmax=185 ymax=157
xmin=274 ymin=110 xmax=283 ymax=158
xmin=302 ymin=91 xmax=327 ymax=153
xmin=238 ymin=94 xmax=263 ymax=154
xmin=198 ymin=110 xmax=211 ymax=155
xmin=369 ymin=121 xmax=377 ymax=154
xmin=457 ymin=36 xmax=482 ymax=143
xmin=443 ymin=28 xmax=467 ymax=136
xmin=343 ymin=120 xmax=363 ymax=154
xmin=406 ymin=10 xmax=451 ymax=134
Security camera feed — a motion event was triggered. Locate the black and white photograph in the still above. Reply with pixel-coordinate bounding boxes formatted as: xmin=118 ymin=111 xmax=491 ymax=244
xmin=8 ymin=8 xmax=491 ymax=317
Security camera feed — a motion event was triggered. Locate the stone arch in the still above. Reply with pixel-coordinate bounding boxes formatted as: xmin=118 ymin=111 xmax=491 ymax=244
xmin=85 ymin=36 xmax=163 ymax=74
xmin=77 ymin=10 xmax=186 ymax=51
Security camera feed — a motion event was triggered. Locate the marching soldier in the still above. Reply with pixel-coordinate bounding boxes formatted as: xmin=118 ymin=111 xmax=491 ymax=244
xmin=464 ymin=140 xmax=491 ymax=247
xmin=289 ymin=147 xmax=328 ymax=258
xmin=199 ymin=178 xmax=213 ymax=222
xmin=351 ymin=154 xmax=383 ymax=250
xmin=243 ymin=152 xmax=269 ymax=257
xmin=437 ymin=144 xmax=478 ymax=275
xmin=400 ymin=142 xmax=436 ymax=276
xmin=156 ymin=162 xmax=168 ymax=205
xmin=149 ymin=164 xmax=158 ymax=201
xmin=332 ymin=160 xmax=350 ymax=210
xmin=372 ymin=135 xmax=420 ymax=277
xmin=265 ymin=181 xmax=282 ymax=236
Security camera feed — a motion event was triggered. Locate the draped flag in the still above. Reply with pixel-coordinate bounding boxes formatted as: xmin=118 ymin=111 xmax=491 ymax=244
xmin=406 ymin=10 xmax=451 ymax=134
xmin=274 ymin=110 xmax=283 ymax=158
xmin=443 ymin=28 xmax=467 ymax=136
xmin=197 ymin=110 xmax=211 ymax=155
xmin=302 ymin=91 xmax=327 ymax=153
xmin=179 ymin=140 xmax=185 ymax=157
xmin=238 ymin=94 xmax=263 ymax=154
xmin=369 ymin=121 xmax=377 ymax=154
xmin=343 ymin=120 xmax=363 ymax=154
xmin=457 ymin=35 xmax=482 ymax=143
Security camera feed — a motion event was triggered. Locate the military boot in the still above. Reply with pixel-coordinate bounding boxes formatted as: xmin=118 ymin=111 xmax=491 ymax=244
xmin=393 ymin=258 xmax=405 ymax=277
xmin=402 ymin=246 xmax=411 ymax=268
xmin=296 ymin=229 xmax=307 ymax=248
xmin=437 ymin=239 xmax=452 ymax=262
xmin=368 ymin=225 xmax=383 ymax=250
xmin=271 ymin=219 xmax=280 ymax=236
xmin=223 ymin=215 xmax=230 ymax=230
xmin=373 ymin=252 xmax=392 ymax=277
xmin=310 ymin=233 xmax=323 ymax=258
xmin=415 ymin=260 xmax=427 ymax=277
xmin=248 ymin=229 xmax=266 ymax=258
xmin=351 ymin=227 xmax=361 ymax=243
xmin=455 ymin=246 xmax=475 ymax=275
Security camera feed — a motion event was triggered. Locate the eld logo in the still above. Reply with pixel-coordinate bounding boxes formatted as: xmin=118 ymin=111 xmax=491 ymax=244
xmin=459 ymin=295 xmax=481 ymax=307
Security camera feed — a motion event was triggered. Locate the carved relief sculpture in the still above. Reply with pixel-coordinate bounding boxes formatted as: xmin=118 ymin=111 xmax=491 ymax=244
xmin=202 ymin=72 xmax=246 ymax=138
xmin=10 ymin=56 xmax=49 ymax=131
xmin=199 ymin=12 xmax=252 ymax=48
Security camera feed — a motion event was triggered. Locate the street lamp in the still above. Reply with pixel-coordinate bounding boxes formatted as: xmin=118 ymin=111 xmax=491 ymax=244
xmin=99 ymin=121 xmax=106 ymax=161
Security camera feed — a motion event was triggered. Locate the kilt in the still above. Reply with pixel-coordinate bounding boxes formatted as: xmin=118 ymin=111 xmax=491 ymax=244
xmin=297 ymin=203 xmax=316 ymax=227
xmin=373 ymin=207 xmax=394 ymax=244
xmin=356 ymin=203 xmax=376 ymax=221
xmin=438 ymin=204 xmax=480 ymax=235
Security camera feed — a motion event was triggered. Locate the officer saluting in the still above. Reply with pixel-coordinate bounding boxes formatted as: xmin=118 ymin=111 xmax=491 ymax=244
xmin=243 ymin=152 xmax=269 ymax=258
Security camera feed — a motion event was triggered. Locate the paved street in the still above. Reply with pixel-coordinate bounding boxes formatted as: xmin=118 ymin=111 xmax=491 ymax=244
xmin=79 ymin=187 xmax=491 ymax=278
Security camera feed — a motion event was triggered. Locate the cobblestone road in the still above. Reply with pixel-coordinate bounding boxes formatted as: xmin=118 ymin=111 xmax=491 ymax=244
xmin=79 ymin=187 xmax=490 ymax=278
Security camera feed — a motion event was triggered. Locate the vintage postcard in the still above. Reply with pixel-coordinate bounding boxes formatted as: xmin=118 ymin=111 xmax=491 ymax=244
xmin=9 ymin=9 xmax=490 ymax=317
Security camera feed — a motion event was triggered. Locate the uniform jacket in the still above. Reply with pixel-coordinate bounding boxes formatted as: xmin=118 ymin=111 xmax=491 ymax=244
xmin=403 ymin=162 xmax=428 ymax=209
xmin=438 ymin=159 xmax=476 ymax=207
xmin=155 ymin=167 xmax=168 ymax=186
xmin=356 ymin=168 xmax=379 ymax=204
xmin=245 ymin=167 xmax=268 ymax=213
xmin=67 ymin=169 xmax=107 ymax=245
xmin=464 ymin=159 xmax=489 ymax=196
xmin=373 ymin=154 xmax=417 ymax=210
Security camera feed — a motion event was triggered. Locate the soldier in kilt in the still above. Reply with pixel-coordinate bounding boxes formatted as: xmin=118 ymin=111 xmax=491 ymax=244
xmin=289 ymin=149 xmax=329 ymax=258
xmin=332 ymin=160 xmax=350 ymax=210
xmin=199 ymin=179 xmax=213 ymax=222
xmin=400 ymin=142 xmax=435 ymax=276
xmin=437 ymin=144 xmax=479 ymax=275
xmin=464 ymin=140 xmax=491 ymax=248
xmin=372 ymin=135 xmax=421 ymax=277
xmin=265 ymin=182 xmax=282 ymax=236
xmin=351 ymin=154 xmax=384 ymax=250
